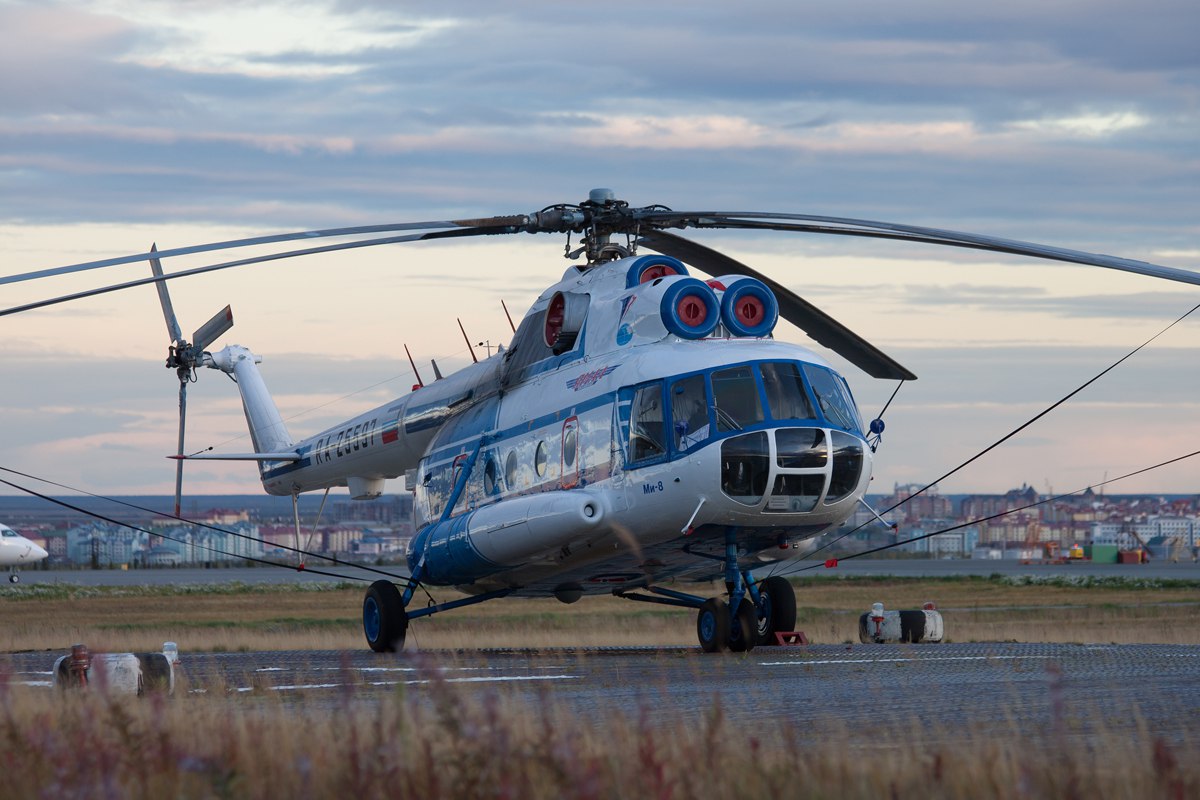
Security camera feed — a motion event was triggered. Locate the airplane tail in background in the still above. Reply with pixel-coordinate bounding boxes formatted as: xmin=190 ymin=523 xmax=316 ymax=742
xmin=208 ymin=345 xmax=295 ymax=475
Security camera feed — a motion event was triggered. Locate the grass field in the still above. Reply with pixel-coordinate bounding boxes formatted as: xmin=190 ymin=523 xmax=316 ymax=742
xmin=3 ymin=573 xmax=1199 ymax=653
xmin=0 ymin=662 xmax=1195 ymax=799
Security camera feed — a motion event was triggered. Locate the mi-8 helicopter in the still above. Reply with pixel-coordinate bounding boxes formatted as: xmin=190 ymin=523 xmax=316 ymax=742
xmin=5 ymin=188 xmax=1199 ymax=652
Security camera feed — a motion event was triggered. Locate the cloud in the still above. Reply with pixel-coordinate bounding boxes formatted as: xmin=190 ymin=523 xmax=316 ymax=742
xmin=1 ymin=0 xmax=1197 ymax=494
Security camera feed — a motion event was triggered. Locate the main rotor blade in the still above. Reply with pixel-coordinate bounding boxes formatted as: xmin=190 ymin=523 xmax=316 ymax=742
xmin=0 ymin=216 xmax=529 ymax=287
xmin=639 ymin=230 xmax=917 ymax=381
xmin=192 ymin=305 xmax=234 ymax=353
xmin=149 ymin=244 xmax=183 ymax=344
xmin=635 ymin=211 xmax=1200 ymax=289
xmin=0 ymin=224 xmax=520 ymax=318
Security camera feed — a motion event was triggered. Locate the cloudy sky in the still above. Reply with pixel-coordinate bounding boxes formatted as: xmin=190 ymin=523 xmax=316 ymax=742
xmin=2 ymin=0 xmax=1198 ymax=500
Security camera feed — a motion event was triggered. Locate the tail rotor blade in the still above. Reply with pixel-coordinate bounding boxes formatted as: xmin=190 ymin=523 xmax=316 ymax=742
xmin=150 ymin=244 xmax=183 ymax=344
xmin=192 ymin=305 xmax=234 ymax=353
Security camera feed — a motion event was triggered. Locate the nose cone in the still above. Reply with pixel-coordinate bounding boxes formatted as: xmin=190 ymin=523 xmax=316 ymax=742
xmin=31 ymin=544 xmax=48 ymax=561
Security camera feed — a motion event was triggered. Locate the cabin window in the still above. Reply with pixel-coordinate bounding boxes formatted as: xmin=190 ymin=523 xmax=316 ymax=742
xmin=628 ymin=383 xmax=666 ymax=463
xmin=535 ymin=441 xmax=549 ymax=477
xmin=670 ymin=374 xmax=709 ymax=452
xmin=483 ymin=457 xmax=499 ymax=496
xmin=561 ymin=417 xmax=580 ymax=489
xmin=760 ymin=362 xmax=815 ymax=421
xmin=803 ymin=365 xmax=861 ymax=433
xmin=712 ymin=366 xmax=764 ymax=433
xmin=562 ymin=425 xmax=577 ymax=468
xmin=505 ymin=450 xmax=518 ymax=488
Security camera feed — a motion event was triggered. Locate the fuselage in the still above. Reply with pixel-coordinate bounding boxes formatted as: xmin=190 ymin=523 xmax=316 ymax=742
xmin=230 ymin=253 xmax=875 ymax=594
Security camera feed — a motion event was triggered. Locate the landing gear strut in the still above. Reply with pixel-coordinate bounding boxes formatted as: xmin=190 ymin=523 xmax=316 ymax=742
xmin=616 ymin=531 xmax=798 ymax=653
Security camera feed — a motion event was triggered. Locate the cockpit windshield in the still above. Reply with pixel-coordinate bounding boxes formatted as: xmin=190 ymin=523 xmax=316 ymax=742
xmin=712 ymin=366 xmax=764 ymax=433
xmin=760 ymin=361 xmax=815 ymax=421
xmin=624 ymin=359 xmax=862 ymax=465
xmin=802 ymin=365 xmax=862 ymax=434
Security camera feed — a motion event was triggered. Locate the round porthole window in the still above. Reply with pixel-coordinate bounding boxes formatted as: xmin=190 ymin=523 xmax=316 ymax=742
xmin=535 ymin=441 xmax=549 ymax=477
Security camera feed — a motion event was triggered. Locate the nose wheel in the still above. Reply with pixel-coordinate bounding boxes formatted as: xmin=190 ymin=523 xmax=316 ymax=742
xmin=617 ymin=533 xmax=800 ymax=652
xmin=696 ymin=598 xmax=729 ymax=652
xmin=753 ymin=575 xmax=798 ymax=645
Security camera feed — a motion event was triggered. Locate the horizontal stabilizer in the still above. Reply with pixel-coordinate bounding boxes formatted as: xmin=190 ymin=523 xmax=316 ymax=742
xmin=168 ymin=452 xmax=301 ymax=462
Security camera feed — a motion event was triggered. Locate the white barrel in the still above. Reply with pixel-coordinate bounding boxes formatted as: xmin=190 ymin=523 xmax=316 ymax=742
xmin=858 ymin=603 xmax=944 ymax=644
xmin=53 ymin=646 xmax=176 ymax=695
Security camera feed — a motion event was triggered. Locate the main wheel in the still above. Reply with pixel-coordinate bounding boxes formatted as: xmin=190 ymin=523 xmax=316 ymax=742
xmin=363 ymin=580 xmax=408 ymax=653
xmin=8 ymin=574 xmax=18 ymax=584
xmin=697 ymin=597 xmax=731 ymax=652
xmin=728 ymin=598 xmax=758 ymax=653
xmin=755 ymin=576 xmax=797 ymax=645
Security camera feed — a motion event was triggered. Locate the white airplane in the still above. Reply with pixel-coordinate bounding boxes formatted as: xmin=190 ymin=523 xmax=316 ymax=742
xmin=5 ymin=189 xmax=1200 ymax=650
xmin=0 ymin=523 xmax=49 ymax=583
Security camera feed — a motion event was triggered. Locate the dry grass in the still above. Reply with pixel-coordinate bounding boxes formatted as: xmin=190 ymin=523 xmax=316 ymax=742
xmin=2 ymin=575 xmax=1200 ymax=653
xmin=0 ymin=676 xmax=1195 ymax=799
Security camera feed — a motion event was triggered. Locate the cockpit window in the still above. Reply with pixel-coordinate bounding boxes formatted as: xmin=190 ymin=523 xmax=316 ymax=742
xmin=670 ymin=375 xmax=709 ymax=452
xmin=760 ymin=362 xmax=815 ymax=421
xmin=628 ymin=383 xmax=666 ymax=462
xmin=1 ymin=529 xmax=17 ymax=537
xmin=803 ymin=365 xmax=861 ymax=434
xmin=712 ymin=366 xmax=764 ymax=433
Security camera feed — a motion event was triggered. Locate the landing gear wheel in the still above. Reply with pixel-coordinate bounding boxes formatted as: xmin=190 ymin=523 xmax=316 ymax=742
xmin=728 ymin=599 xmax=758 ymax=653
xmin=363 ymin=580 xmax=408 ymax=653
xmin=8 ymin=574 xmax=18 ymax=584
xmin=755 ymin=576 xmax=797 ymax=645
xmin=697 ymin=597 xmax=730 ymax=652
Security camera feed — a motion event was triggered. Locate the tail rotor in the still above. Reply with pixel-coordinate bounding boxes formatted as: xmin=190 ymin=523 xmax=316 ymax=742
xmin=149 ymin=244 xmax=234 ymax=516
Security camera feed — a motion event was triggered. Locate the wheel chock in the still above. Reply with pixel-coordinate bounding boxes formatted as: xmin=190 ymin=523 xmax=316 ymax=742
xmin=774 ymin=631 xmax=809 ymax=646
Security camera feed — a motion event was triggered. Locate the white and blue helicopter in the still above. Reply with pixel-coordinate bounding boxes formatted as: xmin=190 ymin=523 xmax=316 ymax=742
xmin=6 ymin=189 xmax=1200 ymax=651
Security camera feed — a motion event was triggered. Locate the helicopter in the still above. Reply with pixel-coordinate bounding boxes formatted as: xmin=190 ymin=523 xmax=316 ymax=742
xmin=4 ymin=188 xmax=1199 ymax=653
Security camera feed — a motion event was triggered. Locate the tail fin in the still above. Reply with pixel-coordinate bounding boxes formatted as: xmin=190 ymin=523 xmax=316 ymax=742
xmin=208 ymin=345 xmax=294 ymax=470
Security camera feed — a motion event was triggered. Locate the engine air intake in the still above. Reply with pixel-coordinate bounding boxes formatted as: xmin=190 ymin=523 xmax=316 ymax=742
xmin=659 ymin=278 xmax=720 ymax=340
xmin=719 ymin=277 xmax=779 ymax=337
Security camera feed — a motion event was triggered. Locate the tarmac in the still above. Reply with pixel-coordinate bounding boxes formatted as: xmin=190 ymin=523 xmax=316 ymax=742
xmin=7 ymin=643 xmax=1198 ymax=745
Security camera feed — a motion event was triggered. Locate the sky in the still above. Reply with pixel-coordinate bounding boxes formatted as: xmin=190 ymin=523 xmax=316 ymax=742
xmin=1 ymin=0 xmax=1199 ymax=499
